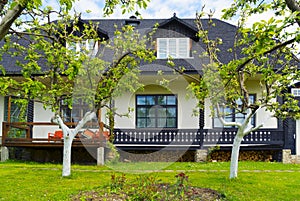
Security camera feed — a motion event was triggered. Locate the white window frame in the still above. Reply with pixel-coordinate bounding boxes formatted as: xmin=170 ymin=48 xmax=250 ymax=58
xmin=292 ymin=88 xmax=300 ymax=97
xmin=66 ymin=39 xmax=98 ymax=57
xmin=157 ymin=38 xmax=191 ymax=59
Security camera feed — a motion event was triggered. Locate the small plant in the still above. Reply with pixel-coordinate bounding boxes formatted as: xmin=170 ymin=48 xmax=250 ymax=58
xmin=106 ymin=141 xmax=120 ymax=164
xmin=127 ymin=175 xmax=161 ymax=201
xmin=104 ymin=172 xmax=223 ymax=200
xmin=109 ymin=173 xmax=126 ymax=193
xmin=174 ymin=172 xmax=189 ymax=199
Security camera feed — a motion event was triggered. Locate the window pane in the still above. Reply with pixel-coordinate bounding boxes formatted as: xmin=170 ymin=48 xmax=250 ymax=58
xmin=137 ymin=96 xmax=146 ymax=105
xmin=236 ymin=98 xmax=242 ymax=106
xmin=157 ymin=118 xmax=166 ymax=127
xmin=67 ymin=42 xmax=77 ymax=52
xmin=80 ymin=41 xmax=86 ymax=50
xmin=236 ymin=113 xmax=244 ymax=118
xmin=146 ymin=118 xmax=155 ymax=127
xmin=236 ymin=117 xmax=244 ymax=124
xmin=167 ymin=96 xmax=176 ymax=105
xmin=158 ymin=39 xmax=167 ymax=59
xmin=146 ymin=96 xmax=155 ymax=105
xmin=166 ymin=118 xmax=176 ymax=127
xmin=158 ymin=96 xmax=166 ymax=105
xmin=87 ymin=39 xmax=95 ymax=51
xmin=178 ymin=38 xmax=188 ymax=58
xmin=137 ymin=108 xmax=146 ymax=117
xmin=166 ymin=107 xmax=176 ymax=117
xmin=249 ymin=95 xmax=255 ymax=103
xmin=214 ymin=117 xmax=223 ymax=127
xmin=169 ymin=38 xmax=177 ymax=57
xmin=224 ymin=116 xmax=233 ymax=122
xmin=157 ymin=107 xmax=167 ymax=117
xmin=137 ymin=118 xmax=146 ymax=128
xmin=148 ymin=107 xmax=156 ymax=117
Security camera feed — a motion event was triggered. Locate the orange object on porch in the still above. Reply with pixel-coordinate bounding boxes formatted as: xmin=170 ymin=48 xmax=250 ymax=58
xmin=48 ymin=130 xmax=63 ymax=141
xmin=82 ymin=129 xmax=109 ymax=140
xmin=103 ymin=131 xmax=110 ymax=140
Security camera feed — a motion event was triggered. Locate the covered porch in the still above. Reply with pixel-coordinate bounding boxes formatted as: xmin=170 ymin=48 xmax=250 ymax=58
xmin=1 ymin=122 xmax=284 ymax=149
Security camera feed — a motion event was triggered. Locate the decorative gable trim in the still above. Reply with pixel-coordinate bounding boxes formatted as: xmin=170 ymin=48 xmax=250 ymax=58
xmin=157 ymin=13 xmax=199 ymax=41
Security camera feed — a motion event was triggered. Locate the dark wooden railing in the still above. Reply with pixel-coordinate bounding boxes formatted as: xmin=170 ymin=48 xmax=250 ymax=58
xmin=2 ymin=122 xmax=284 ymax=149
xmin=114 ymin=128 xmax=284 ymax=148
xmin=1 ymin=122 xmax=103 ymax=148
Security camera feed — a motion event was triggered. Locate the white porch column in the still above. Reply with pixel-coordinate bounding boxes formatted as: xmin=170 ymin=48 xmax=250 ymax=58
xmin=97 ymin=147 xmax=105 ymax=165
xmin=296 ymin=120 xmax=300 ymax=155
xmin=1 ymin=146 xmax=9 ymax=162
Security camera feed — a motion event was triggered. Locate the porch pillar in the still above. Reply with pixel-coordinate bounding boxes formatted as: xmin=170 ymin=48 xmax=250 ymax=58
xmin=1 ymin=146 xmax=9 ymax=162
xmin=195 ymin=149 xmax=208 ymax=162
xmin=97 ymin=147 xmax=105 ymax=165
xmin=27 ymin=100 xmax=34 ymax=138
xmin=296 ymin=120 xmax=300 ymax=155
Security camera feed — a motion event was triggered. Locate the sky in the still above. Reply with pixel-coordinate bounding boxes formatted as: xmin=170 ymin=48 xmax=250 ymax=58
xmin=44 ymin=0 xmax=237 ymax=23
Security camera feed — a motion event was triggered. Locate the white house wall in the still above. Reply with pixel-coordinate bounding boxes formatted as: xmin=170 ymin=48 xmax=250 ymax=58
xmin=246 ymin=80 xmax=278 ymax=128
xmin=32 ymin=102 xmax=58 ymax=138
xmin=204 ymin=80 xmax=278 ymax=129
xmin=114 ymin=75 xmax=199 ymax=129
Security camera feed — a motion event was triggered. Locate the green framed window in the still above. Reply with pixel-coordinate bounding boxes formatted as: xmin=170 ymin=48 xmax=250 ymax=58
xmin=136 ymin=95 xmax=177 ymax=128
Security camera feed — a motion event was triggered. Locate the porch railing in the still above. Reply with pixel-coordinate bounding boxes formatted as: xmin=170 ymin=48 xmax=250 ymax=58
xmin=113 ymin=128 xmax=284 ymax=147
xmin=2 ymin=122 xmax=284 ymax=148
xmin=1 ymin=122 xmax=102 ymax=147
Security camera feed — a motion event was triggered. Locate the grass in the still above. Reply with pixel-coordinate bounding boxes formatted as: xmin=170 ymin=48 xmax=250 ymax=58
xmin=0 ymin=161 xmax=299 ymax=200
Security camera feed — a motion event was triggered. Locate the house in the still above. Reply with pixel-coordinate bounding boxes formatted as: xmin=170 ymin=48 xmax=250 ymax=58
xmin=0 ymin=14 xmax=299 ymax=163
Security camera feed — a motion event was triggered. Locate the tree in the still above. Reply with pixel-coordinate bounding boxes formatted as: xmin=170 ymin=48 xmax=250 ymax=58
xmin=192 ymin=1 xmax=300 ymax=179
xmin=52 ymin=25 xmax=155 ymax=176
xmin=0 ymin=0 xmax=154 ymax=176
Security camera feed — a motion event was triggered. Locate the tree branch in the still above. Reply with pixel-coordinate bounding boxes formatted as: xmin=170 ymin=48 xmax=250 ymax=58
xmin=0 ymin=0 xmax=8 ymax=13
xmin=0 ymin=2 xmax=25 ymax=40
xmin=236 ymin=37 xmax=296 ymax=72
xmin=9 ymin=29 xmax=60 ymax=43
xmin=216 ymin=103 xmax=242 ymax=128
xmin=286 ymin=0 xmax=300 ymax=26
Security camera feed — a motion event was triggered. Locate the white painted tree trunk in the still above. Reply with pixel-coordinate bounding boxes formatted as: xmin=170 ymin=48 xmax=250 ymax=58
xmin=52 ymin=111 xmax=96 ymax=177
xmin=62 ymin=133 xmax=74 ymax=177
xmin=229 ymin=133 xmax=243 ymax=179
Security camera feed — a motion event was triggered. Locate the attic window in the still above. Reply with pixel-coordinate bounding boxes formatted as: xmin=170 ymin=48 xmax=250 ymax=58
xmin=125 ymin=16 xmax=140 ymax=27
xmin=292 ymin=88 xmax=300 ymax=97
xmin=157 ymin=38 xmax=191 ymax=59
xmin=66 ymin=39 xmax=98 ymax=57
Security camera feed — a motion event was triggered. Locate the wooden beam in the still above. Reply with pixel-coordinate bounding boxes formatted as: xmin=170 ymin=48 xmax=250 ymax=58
xmin=7 ymin=96 xmax=11 ymax=123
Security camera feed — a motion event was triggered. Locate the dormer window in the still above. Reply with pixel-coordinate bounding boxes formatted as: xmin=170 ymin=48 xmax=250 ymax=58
xmin=292 ymin=88 xmax=300 ymax=97
xmin=157 ymin=38 xmax=191 ymax=59
xmin=66 ymin=39 xmax=98 ymax=57
xmin=125 ymin=16 xmax=140 ymax=27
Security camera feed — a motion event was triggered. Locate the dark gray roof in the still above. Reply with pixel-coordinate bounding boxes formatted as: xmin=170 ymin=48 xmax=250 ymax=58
xmin=0 ymin=16 xmax=238 ymax=75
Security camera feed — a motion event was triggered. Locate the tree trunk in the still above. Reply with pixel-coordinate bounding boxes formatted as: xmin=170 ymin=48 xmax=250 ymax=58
xmin=62 ymin=134 xmax=74 ymax=177
xmin=52 ymin=112 xmax=96 ymax=177
xmin=0 ymin=3 xmax=25 ymax=40
xmin=229 ymin=133 xmax=243 ymax=179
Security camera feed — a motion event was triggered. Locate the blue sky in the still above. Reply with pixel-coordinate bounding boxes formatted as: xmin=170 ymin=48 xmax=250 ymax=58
xmin=44 ymin=0 xmax=235 ymax=21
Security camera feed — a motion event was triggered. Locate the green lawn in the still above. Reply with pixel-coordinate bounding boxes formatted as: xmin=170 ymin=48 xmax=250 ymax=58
xmin=0 ymin=161 xmax=299 ymax=200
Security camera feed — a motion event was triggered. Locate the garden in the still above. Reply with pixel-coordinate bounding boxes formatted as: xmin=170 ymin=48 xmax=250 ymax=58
xmin=0 ymin=161 xmax=300 ymax=200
